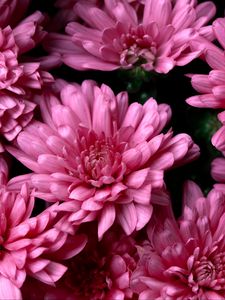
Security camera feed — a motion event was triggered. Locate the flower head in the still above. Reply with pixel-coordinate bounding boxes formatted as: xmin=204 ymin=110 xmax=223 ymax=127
xmin=131 ymin=181 xmax=225 ymax=299
xmin=8 ymin=80 xmax=199 ymax=239
xmin=0 ymin=157 xmax=87 ymax=299
xmin=45 ymin=0 xmax=215 ymax=73
xmin=0 ymin=6 xmax=59 ymax=150
xmin=187 ymin=18 xmax=225 ymax=108
xmin=0 ymin=11 xmax=53 ymax=96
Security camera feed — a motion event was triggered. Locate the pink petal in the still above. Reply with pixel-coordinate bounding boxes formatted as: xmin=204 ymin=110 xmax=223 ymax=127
xmin=135 ymin=204 xmax=153 ymax=230
xmin=69 ymin=186 xmax=95 ymax=201
xmin=126 ymin=168 xmax=149 ymax=188
xmin=0 ymin=275 xmax=22 ymax=300
xmin=98 ymin=204 xmax=116 ymax=240
xmin=213 ymin=18 xmax=225 ymax=50
xmin=63 ymin=54 xmax=119 ymax=71
xmin=117 ymin=203 xmax=137 ymax=235
xmin=182 ymin=180 xmax=204 ymax=209
xmin=110 ymin=255 xmax=126 ymax=277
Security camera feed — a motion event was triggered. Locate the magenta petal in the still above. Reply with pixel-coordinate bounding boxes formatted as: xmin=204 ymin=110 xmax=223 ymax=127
xmin=211 ymin=158 xmax=225 ymax=182
xmin=38 ymin=261 xmax=67 ymax=284
xmin=98 ymin=204 xmax=116 ymax=240
xmin=126 ymin=168 xmax=149 ymax=188
xmin=212 ymin=126 xmax=225 ymax=151
xmin=135 ymin=204 xmax=153 ymax=230
xmin=186 ymin=94 xmax=220 ymax=108
xmin=126 ymin=184 xmax=152 ymax=205
xmin=69 ymin=186 xmax=95 ymax=201
xmin=117 ymin=203 xmax=137 ymax=235
xmin=82 ymin=198 xmax=103 ymax=211
xmin=0 ymin=275 xmax=22 ymax=300
xmin=213 ymin=18 xmax=225 ymax=50
xmin=54 ymin=234 xmax=87 ymax=260
xmin=122 ymin=148 xmax=142 ymax=169
xmin=115 ymin=271 xmax=130 ymax=290
xmin=63 ymin=54 xmax=119 ymax=71
xmin=110 ymin=255 xmax=126 ymax=277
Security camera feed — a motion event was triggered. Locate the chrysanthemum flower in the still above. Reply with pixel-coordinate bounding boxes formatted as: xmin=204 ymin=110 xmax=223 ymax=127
xmin=7 ymin=80 xmax=199 ymax=239
xmin=0 ymin=11 xmax=54 ymax=96
xmin=0 ymin=4 xmax=62 ymax=151
xmin=131 ymin=181 xmax=225 ymax=299
xmin=45 ymin=0 xmax=215 ymax=73
xmin=0 ymin=157 xmax=87 ymax=299
xmin=187 ymin=18 xmax=225 ymax=108
xmin=22 ymin=226 xmax=137 ymax=300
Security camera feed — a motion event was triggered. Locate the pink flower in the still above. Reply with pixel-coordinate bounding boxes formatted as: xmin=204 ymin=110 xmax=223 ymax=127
xmin=131 ymin=181 xmax=225 ymax=299
xmin=0 ymin=11 xmax=53 ymax=96
xmin=187 ymin=18 xmax=225 ymax=108
xmin=44 ymin=0 xmax=215 ymax=73
xmin=0 ymin=157 xmax=87 ymax=299
xmin=22 ymin=225 xmax=137 ymax=300
xmin=0 ymin=94 xmax=36 ymax=152
xmin=7 ymin=80 xmax=199 ymax=239
xmin=0 ymin=8 xmax=60 ymax=151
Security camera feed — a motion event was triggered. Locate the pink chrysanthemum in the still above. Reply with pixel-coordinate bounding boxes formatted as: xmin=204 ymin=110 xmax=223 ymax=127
xmin=7 ymin=80 xmax=199 ymax=239
xmin=45 ymin=0 xmax=215 ymax=73
xmin=0 ymin=5 xmax=61 ymax=151
xmin=187 ymin=18 xmax=225 ymax=108
xmin=0 ymin=157 xmax=87 ymax=299
xmin=131 ymin=181 xmax=225 ymax=300
xmin=0 ymin=11 xmax=53 ymax=96
xmin=22 ymin=226 xmax=137 ymax=300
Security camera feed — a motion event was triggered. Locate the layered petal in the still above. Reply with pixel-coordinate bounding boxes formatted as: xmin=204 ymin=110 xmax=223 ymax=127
xmin=44 ymin=0 xmax=215 ymax=73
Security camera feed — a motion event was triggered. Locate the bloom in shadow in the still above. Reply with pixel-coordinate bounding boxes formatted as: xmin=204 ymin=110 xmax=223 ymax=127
xmin=0 ymin=2 xmax=61 ymax=151
xmin=22 ymin=225 xmax=137 ymax=300
xmin=131 ymin=181 xmax=225 ymax=299
xmin=0 ymin=157 xmax=87 ymax=299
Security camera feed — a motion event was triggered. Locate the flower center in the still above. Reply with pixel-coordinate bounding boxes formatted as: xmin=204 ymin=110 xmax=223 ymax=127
xmin=212 ymin=252 xmax=225 ymax=279
xmin=192 ymin=252 xmax=225 ymax=291
xmin=73 ymin=131 xmax=126 ymax=187
xmin=120 ymin=25 xmax=157 ymax=68
xmin=194 ymin=256 xmax=216 ymax=286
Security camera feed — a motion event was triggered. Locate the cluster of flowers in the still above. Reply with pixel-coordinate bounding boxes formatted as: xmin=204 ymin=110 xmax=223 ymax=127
xmin=1 ymin=0 xmax=225 ymax=299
